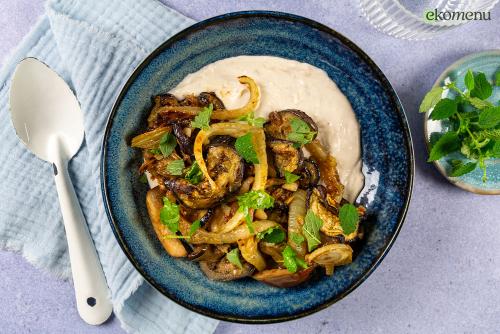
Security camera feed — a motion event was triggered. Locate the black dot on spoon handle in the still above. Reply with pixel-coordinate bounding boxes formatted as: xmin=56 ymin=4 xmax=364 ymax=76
xmin=87 ymin=297 xmax=96 ymax=307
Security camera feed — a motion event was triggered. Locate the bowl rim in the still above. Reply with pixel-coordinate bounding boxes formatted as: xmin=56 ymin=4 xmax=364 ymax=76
xmin=100 ymin=10 xmax=415 ymax=324
xmin=423 ymin=50 xmax=500 ymax=195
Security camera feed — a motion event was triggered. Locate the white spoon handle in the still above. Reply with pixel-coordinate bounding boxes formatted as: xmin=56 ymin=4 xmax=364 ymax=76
xmin=52 ymin=156 xmax=112 ymax=325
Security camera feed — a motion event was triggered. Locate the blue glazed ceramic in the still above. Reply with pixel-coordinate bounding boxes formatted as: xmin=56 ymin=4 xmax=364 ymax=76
xmin=101 ymin=11 xmax=414 ymax=323
xmin=425 ymin=51 xmax=500 ymax=195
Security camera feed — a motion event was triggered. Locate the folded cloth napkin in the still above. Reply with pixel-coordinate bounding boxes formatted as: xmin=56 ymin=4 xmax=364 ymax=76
xmin=0 ymin=0 xmax=219 ymax=333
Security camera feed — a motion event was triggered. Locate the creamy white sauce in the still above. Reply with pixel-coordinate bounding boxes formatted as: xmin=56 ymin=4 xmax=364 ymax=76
xmin=169 ymin=56 xmax=364 ymax=202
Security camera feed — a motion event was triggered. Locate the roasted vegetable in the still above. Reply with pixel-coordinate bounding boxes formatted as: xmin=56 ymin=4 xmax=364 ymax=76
xmin=298 ymin=158 xmax=320 ymax=188
xmin=253 ymin=266 xmax=314 ymax=288
xmin=268 ymin=139 xmax=302 ymax=176
xmin=200 ymin=258 xmax=255 ymax=281
xmin=264 ymin=109 xmax=318 ymax=141
xmin=305 ymin=244 xmax=352 ymax=275
xmin=190 ymin=220 xmax=279 ymax=244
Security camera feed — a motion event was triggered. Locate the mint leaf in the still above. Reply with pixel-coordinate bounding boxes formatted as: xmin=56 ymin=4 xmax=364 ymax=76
xmin=449 ymin=161 xmax=477 ymax=177
xmin=471 ymin=72 xmax=493 ymax=100
xmin=289 ymin=232 xmax=305 ymax=245
xmin=478 ymin=106 xmax=500 ymax=129
xmin=159 ymin=133 xmax=177 ymax=157
xmin=474 ymin=129 xmax=500 ymax=141
xmin=226 ymin=248 xmax=243 ymax=269
xmin=284 ymin=171 xmax=300 ymax=184
xmin=428 ymin=132 xmax=461 ymax=162
xmin=257 ymin=226 xmax=285 ymax=243
xmin=191 ymin=104 xmax=213 ymax=130
xmin=339 ymin=203 xmax=359 ymax=235
xmin=160 ymin=197 xmax=180 ymax=233
xmin=302 ymin=210 xmax=323 ymax=252
xmin=287 ymin=118 xmax=316 ymax=147
xmin=166 ymin=159 xmax=184 ymax=175
xmin=282 ymin=245 xmax=308 ymax=273
xmin=189 ymin=220 xmax=201 ymax=237
xmin=239 ymin=112 xmax=266 ymax=128
xmin=235 ymin=133 xmax=259 ymax=164
xmin=185 ymin=161 xmax=203 ymax=184
xmin=237 ymin=190 xmax=274 ymax=233
xmin=491 ymin=141 xmax=500 ymax=158
xmin=429 ymin=98 xmax=457 ymax=120
xmin=468 ymin=97 xmax=493 ymax=110
xmin=496 ymin=71 xmax=500 ymax=86
xmin=464 ymin=69 xmax=475 ymax=91
xmin=419 ymin=86 xmax=443 ymax=113
xmin=139 ymin=174 xmax=148 ymax=184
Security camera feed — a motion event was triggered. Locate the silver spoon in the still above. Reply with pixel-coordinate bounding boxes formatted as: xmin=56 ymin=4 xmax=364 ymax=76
xmin=9 ymin=58 xmax=112 ymax=325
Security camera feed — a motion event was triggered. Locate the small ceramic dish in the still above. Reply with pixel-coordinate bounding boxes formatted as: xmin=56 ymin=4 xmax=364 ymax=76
xmin=424 ymin=51 xmax=500 ymax=195
xmin=101 ymin=11 xmax=414 ymax=323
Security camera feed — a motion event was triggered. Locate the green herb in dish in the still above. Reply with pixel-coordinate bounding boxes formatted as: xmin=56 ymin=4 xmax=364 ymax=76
xmin=226 ymin=248 xmax=243 ymax=269
xmin=302 ymin=210 xmax=323 ymax=252
xmin=287 ymin=117 xmax=317 ymax=147
xmin=284 ymin=171 xmax=300 ymax=184
xmin=158 ymin=132 xmax=177 ymax=157
xmin=339 ymin=203 xmax=359 ymax=235
xmin=256 ymin=226 xmax=285 ymax=243
xmin=235 ymin=132 xmax=259 ymax=164
xmin=282 ymin=245 xmax=308 ymax=273
xmin=420 ymin=69 xmax=500 ymax=181
xmin=237 ymin=190 xmax=275 ymax=233
xmin=166 ymin=159 xmax=185 ymax=176
xmin=191 ymin=104 xmax=213 ymax=130
xmin=239 ymin=112 xmax=266 ymax=127
xmin=159 ymin=197 xmax=180 ymax=233
xmin=184 ymin=161 xmax=203 ymax=184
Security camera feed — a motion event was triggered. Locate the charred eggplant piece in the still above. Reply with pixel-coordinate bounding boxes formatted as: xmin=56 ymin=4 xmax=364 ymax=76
xmin=298 ymin=158 xmax=320 ymax=188
xmin=172 ymin=123 xmax=194 ymax=157
xmin=166 ymin=145 xmax=244 ymax=209
xmin=200 ymin=257 xmax=255 ymax=281
xmin=253 ymin=266 xmax=315 ymax=288
xmin=268 ymin=139 xmax=303 ymax=176
xmin=264 ymin=109 xmax=318 ymax=141
xmin=188 ymin=244 xmax=225 ymax=262
xmin=198 ymin=92 xmax=225 ymax=110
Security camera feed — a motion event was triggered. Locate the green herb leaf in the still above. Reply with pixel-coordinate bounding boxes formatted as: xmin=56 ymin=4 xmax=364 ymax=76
xmin=226 ymin=248 xmax=243 ymax=269
xmin=419 ymin=86 xmax=443 ymax=113
xmin=282 ymin=245 xmax=308 ymax=273
xmin=189 ymin=220 xmax=201 ymax=237
xmin=449 ymin=161 xmax=477 ymax=177
xmin=474 ymin=129 xmax=500 ymax=141
xmin=496 ymin=71 xmax=500 ymax=86
xmin=149 ymin=148 xmax=162 ymax=155
xmin=468 ymin=97 xmax=493 ymax=110
xmin=491 ymin=141 xmax=500 ymax=158
xmin=257 ymin=226 xmax=285 ymax=243
xmin=159 ymin=133 xmax=177 ymax=157
xmin=235 ymin=133 xmax=259 ymax=164
xmin=471 ymin=72 xmax=493 ymax=100
xmin=160 ymin=197 xmax=180 ymax=233
xmin=302 ymin=210 xmax=323 ymax=252
xmin=284 ymin=171 xmax=300 ymax=184
xmin=139 ymin=174 xmax=148 ymax=184
xmin=239 ymin=112 xmax=266 ymax=128
xmin=428 ymin=131 xmax=461 ymax=162
xmin=191 ymin=104 xmax=213 ymax=130
xmin=339 ymin=203 xmax=359 ymax=235
xmin=237 ymin=190 xmax=274 ymax=233
xmin=166 ymin=159 xmax=185 ymax=175
xmin=478 ymin=106 xmax=500 ymax=129
xmin=464 ymin=69 xmax=475 ymax=91
xmin=287 ymin=118 xmax=316 ymax=147
xmin=289 ymin=232 xmax=305 ymax=245
xmin=429 ymin=98 xmax=457 ymax=120
xmin=184 ymin=161 xmax=204 ymax=184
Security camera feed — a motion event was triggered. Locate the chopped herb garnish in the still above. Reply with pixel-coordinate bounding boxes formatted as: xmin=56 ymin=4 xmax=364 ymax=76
xmin=239 ymin=112 xmax=266 ymax=128
xmin=282 ymin=245 xmax=308 ymax=273
xmin=159 ymin=197 xmax=180 ymax=233
xmin=289 ymin=232 xmax=305 ymax=246
xmin=302 ymin=210 xmax=323 ymax=252
xmin=339 ymin=203 xmax=359 ymax=235
xmin=226 ymin=248 xmax=243 ymax=269
xmin=287 ymin=118 xmax=316 ymax=147
xmin=184 ymin=161 xmax=204 ymax=184
xmin=139 ymin=174 xmax=148 ymax=184
xmin=235 ymin=132 xmax=259 ymax=164
xmin=191 ymin=104 xmax=213 ymax=130
xmin=256 ymin=226 xmax=285 ymax=243
xmin=284 ymin=171 xmax=300 ymax=184
xmin=158 ymin=132 xmax=177 ymax=157
xmin=166 ymin=159 xmax=185 ymax=176
xmin=189 ymin=219 xmax=201 ymax=237
xmin=237 ymin=190 xmax=275 ymax=233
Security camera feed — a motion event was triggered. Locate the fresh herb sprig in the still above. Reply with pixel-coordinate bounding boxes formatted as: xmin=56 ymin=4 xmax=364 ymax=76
xmin=420 ymin=69 xmax=500 ymax=181
xmin=237 ymin=190 xmax=274 ymax=233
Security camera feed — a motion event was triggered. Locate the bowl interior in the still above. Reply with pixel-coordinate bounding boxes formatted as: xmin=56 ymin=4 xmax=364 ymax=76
xmin=101 ymin=11 xmax=413 ymax=323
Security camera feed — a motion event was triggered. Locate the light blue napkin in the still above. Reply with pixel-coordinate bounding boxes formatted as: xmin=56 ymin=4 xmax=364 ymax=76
xmin=0 ymin=0 xmax=219 ymax=333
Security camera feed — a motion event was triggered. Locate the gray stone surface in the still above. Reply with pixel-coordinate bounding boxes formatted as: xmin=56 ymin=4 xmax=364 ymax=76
xmin=1 ymin=0 xmax=499 ymax=333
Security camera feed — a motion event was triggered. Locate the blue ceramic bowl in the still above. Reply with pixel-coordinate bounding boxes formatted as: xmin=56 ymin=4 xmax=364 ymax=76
xmin=101 ymin=11 xmax=414 ymax=323
xmin=424 ymin=51 xmax=500 ymax=194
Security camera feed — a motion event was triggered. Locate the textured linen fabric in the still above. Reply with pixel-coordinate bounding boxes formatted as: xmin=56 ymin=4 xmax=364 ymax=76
xmin=0 ymin=0 xmax=219 ymax=333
